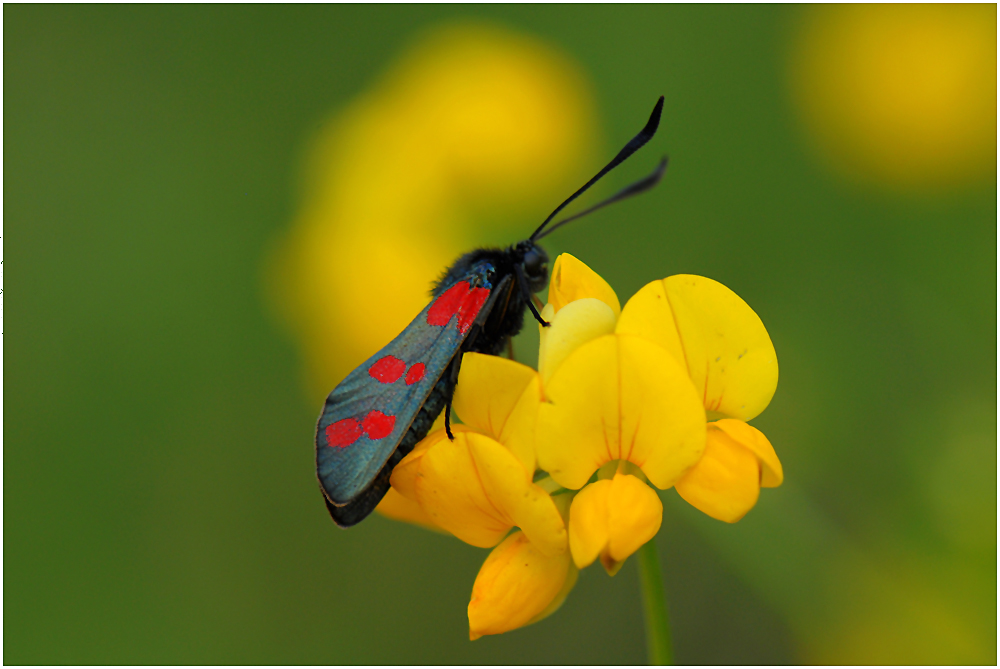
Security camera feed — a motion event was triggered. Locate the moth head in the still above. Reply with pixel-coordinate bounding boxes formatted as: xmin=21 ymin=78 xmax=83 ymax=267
xmin=518 ymin=241 xmax=549 ymax=293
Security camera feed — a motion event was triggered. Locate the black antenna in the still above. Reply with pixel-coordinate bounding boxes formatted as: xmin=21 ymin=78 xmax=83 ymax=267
xmin=530 ymin=95 xmax=664 ymax=241
xmin=534 ymin=157 xmax=668 ymax=240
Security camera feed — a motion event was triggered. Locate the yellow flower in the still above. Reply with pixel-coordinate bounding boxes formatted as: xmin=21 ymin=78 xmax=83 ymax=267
xmin=381 ymin=252 xmax=783 ymax=637
xmin=536 ymin=254 xmax=782 ymax=547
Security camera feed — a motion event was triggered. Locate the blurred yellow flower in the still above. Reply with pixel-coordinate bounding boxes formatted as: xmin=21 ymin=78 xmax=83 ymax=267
xmin=790 ymin=4 xmax=996 ymax=191
xmin=382 ymin=252 xmax=784 ymax=638
xmin=266 ymin=22 xmax=597 ymax=400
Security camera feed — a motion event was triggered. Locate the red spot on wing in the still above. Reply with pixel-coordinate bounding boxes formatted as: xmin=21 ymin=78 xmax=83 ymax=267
xmin=428 ymin=281 xmax=471 ymax=326
xmin=326 ymin=418 xmax=362 ymax=448
xmin=427 ymin=280 xmax=491 ymax=334
xmin=369 ymin=355 xmax=406 ymax=383
xmin=405 ymin=362 xmax=426 ymax=385
xmin=362 ymin=410 xmax=396 ymax=440
xmin=457 ymin=287 xmax=491 ymax=334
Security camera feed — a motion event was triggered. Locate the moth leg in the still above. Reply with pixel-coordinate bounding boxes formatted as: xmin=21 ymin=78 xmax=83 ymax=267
xmin=515 ymin=263 xmax=549 ymax=327
xmin=443 ymin=352 xmax=463 ymax=440
xmin=524 ymin=292 xmax=549 ymax=327
xmin=506 ymin=337 xmax=515 ymax=360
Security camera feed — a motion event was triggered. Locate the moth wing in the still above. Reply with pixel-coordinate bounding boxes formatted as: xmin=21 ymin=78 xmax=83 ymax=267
xmin=315 ymin=272 xmax=496 ymax=507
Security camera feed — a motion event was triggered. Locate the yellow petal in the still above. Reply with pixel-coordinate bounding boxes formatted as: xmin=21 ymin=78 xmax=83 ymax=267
xmin=547 ymin=253 xmax=621 ymax=318
xmin=453 ymin=352 xmax=541 ymax=471
xmin=674 ymin=424 xmax=761 ymax=523
xmin=468 ymin=531 xmax=574 ymax=640
xmin=409 ymin=431 xmax=514 ymax=548
xmin=389 ymin=424 xmax=472 ymax=501
xmin=538 ymin=297 xmax=617 ymax=385
xmin=406 ymin=431 xmax=565 ymax=554
xmin=605 ymin=473 xmax=663 ymax=564
xmin=528 ymin=561 xmax=579 ymax=626
xmin=466 ymin=433 xmax=566 ymax=557
xmin=616 ymin=275 xmax=778 ymax=421
xmin=568 ymin=474 xmax=662 ymax=574
xmin=453 ymin=352 xmax=536 ymax=437
xmin=498 ymin=374 xmax=543 ymax=474
xmin=375 ymin=487 xmax=444 ymax=532
xmin=536 ymin=334 xmax=706 ymax=490
xmin=567 ymin=479 xmax=611 ymax=569
xmin=714 ymin=419 xmax=783 ymax=487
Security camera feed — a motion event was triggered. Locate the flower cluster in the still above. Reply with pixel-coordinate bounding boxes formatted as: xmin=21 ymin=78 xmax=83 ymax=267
xmin=379 ymin=253 xmax=783 ymax=639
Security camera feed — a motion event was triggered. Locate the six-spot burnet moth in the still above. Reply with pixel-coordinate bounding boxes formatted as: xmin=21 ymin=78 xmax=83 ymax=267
xmin=316 ymin=96 xmax=668 ymax=527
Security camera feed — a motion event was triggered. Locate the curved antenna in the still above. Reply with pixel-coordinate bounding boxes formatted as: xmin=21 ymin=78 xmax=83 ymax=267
xmin=530 ymin=95 xmax=664 ymax=241
xmin=534 ymin=157 xmax=668 ymax=240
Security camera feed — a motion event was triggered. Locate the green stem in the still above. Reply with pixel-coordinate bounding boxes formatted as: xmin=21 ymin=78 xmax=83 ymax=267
xmin=637 ymin=539 xmax=674 ymax=665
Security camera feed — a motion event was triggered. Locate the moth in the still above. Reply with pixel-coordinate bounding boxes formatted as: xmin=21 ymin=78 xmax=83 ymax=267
xmin=316 ymin=96 xmax=667 ymax=527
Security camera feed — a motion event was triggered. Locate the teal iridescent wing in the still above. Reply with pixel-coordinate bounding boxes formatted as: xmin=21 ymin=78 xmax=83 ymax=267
xmin=315 ymin=268 xmax=498 ymax=509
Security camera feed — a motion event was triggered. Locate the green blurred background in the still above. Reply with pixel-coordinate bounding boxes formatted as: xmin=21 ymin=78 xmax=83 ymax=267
xmin=6 ymin=5 xmax=996 ymax=664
